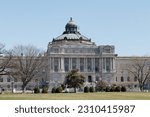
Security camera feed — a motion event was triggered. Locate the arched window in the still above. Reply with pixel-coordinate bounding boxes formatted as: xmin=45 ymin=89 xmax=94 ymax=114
xmin=121 ymin=76 xmax=124 ymax=82
xmin=127 ymin=76 xmax=130 ymax=82
xmin=134 ymin=77 xmax=138 ymax=82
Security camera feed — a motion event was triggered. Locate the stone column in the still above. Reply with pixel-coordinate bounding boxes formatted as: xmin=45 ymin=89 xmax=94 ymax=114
xmin=110 ymin=58 xmax=112 ymax=72
xmin=70 ymin=58 xmax=72 ymax=70
xmin=111 ymin=58 xmax=113 ymax=71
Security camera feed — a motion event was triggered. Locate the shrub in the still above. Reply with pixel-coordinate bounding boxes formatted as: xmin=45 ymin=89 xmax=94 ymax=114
xmin=110 ymin=86 xmax=115 ymax=92
xmin=51 ymin=87 xmax=56 ymax=93
xmin=105 ymin=86 xmax=111 ymax=92
xmin=115 ymin=86 xmax=121 ymax=92
xmin=89 ymin=87 xmax=95 ymax=92
xmin=34 ymin=87 xmax=40 ymax=94
xmin=121 ymin=86 xmax=127 ymax=92
xmin=84 ymin=86 xmax=89 ymax=93
xmin=56 ymin=86 xmax=63 ymax=93
xmin=96 ymin=80 xmax=107 ymax=92
xmin=42 ymin=87 xmax=48 ymax=93
xmin=61 ymin=84 xmax=66 ymax=90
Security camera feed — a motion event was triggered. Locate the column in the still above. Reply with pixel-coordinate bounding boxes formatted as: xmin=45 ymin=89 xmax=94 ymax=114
xmin=110 ymin=58 xmax=112 ymax=72
xmin=70 ymin=58 xmax=72 ymax=70
xmin=111 ymin=58 xmax=113 ymax=71
xmin=113 ymin=58 xmax=115 ymax=70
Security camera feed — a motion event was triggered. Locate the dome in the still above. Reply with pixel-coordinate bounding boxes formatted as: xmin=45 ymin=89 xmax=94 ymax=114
xmin=52 ymin=18 xmax=92 ymax=43
xmin=65 ymin=17 xmax=77 ymax=28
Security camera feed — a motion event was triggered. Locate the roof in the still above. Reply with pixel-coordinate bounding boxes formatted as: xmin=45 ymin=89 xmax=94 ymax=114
xmin=54 ymin=33 xmax=90 ymax=41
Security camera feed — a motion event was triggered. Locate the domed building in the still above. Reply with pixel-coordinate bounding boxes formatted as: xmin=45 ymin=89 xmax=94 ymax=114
xmin=1 ymin=18 xmax=150 ymax=92
xmin=47 ymin=18 xmax=117 ymax=89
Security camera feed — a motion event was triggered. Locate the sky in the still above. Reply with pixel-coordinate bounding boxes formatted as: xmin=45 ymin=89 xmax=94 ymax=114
xmin=0 ymin=0 xmax=150 ymax=56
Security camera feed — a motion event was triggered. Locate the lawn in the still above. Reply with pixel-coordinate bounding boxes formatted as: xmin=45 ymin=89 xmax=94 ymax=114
xmin=0 ymin=92 xmax=150 ymax=100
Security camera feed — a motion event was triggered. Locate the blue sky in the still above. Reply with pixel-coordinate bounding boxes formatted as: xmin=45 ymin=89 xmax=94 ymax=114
xmin=0 ymin=0 xmax=150 ymax=56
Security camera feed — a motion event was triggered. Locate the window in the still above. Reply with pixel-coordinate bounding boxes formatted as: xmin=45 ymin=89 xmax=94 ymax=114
xmin=134 ymin=77 xmax=138 ymax=82
xmin=96 ymin=76 xmax=99 ymax=81
xmin=7 ymin=85 xmax=10 ymax=89
xmin=127 ymin=77 xmax=130 ymax=82
xmin=53 ymin=48 xmax=59 ymax=53
xmin=95 ymin=58 xmax=99 ymax=72
xmin=134 ymin=85 xmax=137 ymax=88
xmin=87 ymin=58 xmax=92 ymax=72
xmin=88 ymin=76 xmax=92 ymax=82
xmin=80 ymin=58 xmax=84 ymax=72
xmin=14 ymin=78 xmax=18 ymax=82
xmin=0 ymin=78 xmax=3 ymax=82
xmin=7 ymin=78 xmax=11 ymax=82
xmin=64 ymin=58 xmax=69 ymax=72
xmin=103 ymin=58 xmax=105 ymax=70
xmin=54 ymin=58 xmax=59 ymax=72
xmin=121 ymin=76 xmax=124 ymax=82
xmin=14 ymin=85 xmax=17 ymax=89
xmin=72 ymin=58 xmax=77 ymax=70
xmin=103 ymin=46 xmax=111 ymax=53
xmin=106 ymin=58 xmax=110 ymax=72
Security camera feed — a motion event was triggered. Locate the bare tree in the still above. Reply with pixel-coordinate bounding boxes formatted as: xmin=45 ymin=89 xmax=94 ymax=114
xmin=9 ymin=45 xmax=47 ymax=92
xmin=127 ymin=57 xmax=150 ymax=91
xmin=0 ymin=43 xmax=12 ymax=75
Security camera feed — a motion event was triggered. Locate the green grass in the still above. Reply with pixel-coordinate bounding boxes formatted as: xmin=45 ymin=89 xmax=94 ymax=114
xmin=0 ymin=92 xmax=150 ymax=100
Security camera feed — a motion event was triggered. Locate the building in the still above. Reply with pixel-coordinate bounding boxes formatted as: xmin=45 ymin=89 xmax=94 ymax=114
xmin=0 ymin=18 xmax=150 ymax=92
xmin=47 ymin=18 xmax=116 ymax=89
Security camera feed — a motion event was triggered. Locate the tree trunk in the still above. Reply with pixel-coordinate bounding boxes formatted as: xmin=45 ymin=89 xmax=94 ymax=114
xmin=139 ymin=84 xmax=144 ymax=92
xmin=74 ymin=87 xmax=77 ymax=93
xmin=22 ymin=84 xmax=26 ymax=93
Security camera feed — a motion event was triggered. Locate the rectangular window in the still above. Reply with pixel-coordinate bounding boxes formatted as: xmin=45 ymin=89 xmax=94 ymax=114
xmin=106 ymin=58 xmax=110 ymax=72
xmin=103 ymin=58 xmax=105 ymax=70
xmin=7 ymin=78 xmax=11 ymax=82
xmin=80 ymin=58 xmax=84 ymax=72
xmin=14 ymin=78 xmax=18 ymax=82
xmin=95 ymin=58 xmax=99 ymax=72
xmin=0 ymin=78 xmax=3 ymax=82
xmin=64 ymin=58 xmax=69 ymax=72
xmin=54 ymin=58 xmax=59 ymax=72
xmin=87 ymin=58 xmax=92 ymax=72
xmin=72 ymin=58 xmax=77 ymax=70
xmin=51 ymin=58 xmax=53 ymax=70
